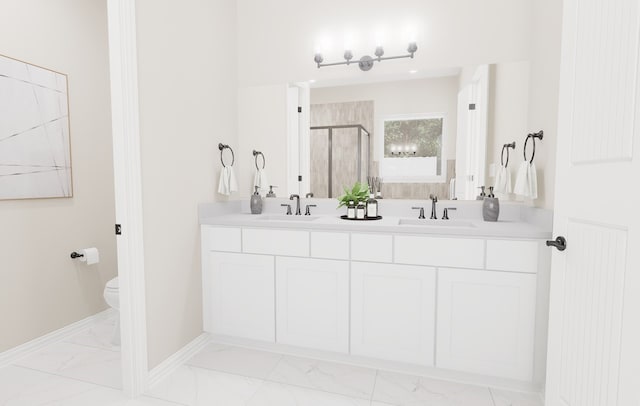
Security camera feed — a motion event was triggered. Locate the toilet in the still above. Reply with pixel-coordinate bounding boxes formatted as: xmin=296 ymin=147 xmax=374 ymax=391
xmin=103 ymin=277 xmax=120 ymax=346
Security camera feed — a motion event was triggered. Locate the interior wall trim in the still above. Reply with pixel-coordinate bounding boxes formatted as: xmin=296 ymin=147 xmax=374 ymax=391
xmin=107 ymin=0 xmax=149 ymax=397
xmin=148 ymin=333 xmax=212 ymax=389
xmin=0 ymin=309 xmax=115 ymax=369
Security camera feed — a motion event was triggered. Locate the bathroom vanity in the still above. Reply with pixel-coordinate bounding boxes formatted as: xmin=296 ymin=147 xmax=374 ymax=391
xmin=199 ymin=200 xmax=552 ymax=391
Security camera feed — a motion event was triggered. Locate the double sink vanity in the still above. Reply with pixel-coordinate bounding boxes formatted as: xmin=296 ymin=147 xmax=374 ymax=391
xmin=199 ymin=198 xmax=552 ymax=391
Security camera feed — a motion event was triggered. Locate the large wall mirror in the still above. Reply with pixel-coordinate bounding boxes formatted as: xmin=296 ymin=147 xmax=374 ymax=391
xmin=296 ymin=61 xmax=530 ymax=200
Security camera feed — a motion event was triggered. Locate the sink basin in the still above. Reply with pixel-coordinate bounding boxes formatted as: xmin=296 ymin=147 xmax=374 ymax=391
xmin=257 ymin=215 xmax=320 ymax=222
xmin=398 ymin=219 xmax=476 ymax=228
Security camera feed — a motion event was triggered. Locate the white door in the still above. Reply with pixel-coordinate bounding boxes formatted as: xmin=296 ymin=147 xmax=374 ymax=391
xmin=208 ymin=252 xmax=275 ymax=342
xmin=546 ymin=0 xmax=640 ymax=405
xmin=351 ymin=262 xmax=436 ymax=366
xmin=436 ymin=268 xmax=537 ymax=381
xmin=275 ymin=257 xmax=349 ymax=353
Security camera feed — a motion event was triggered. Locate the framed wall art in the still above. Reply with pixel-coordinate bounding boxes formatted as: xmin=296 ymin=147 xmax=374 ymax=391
xmin=0 ymin=54 xmax=72 ymax=200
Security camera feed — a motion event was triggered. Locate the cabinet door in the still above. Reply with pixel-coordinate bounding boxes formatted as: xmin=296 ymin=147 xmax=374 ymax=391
xmin=436 ymin=268 xmax=536 ymax=381
xmin=207 ymin=252 xmax=275 ymax=342
xmin=276 ymin=257 xmax=349 ymax=353
xmin=351 ymin=262 xmax=436 ymax=366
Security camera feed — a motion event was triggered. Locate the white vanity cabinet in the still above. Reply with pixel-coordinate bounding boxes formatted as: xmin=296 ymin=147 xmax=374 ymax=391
xmin=436 ymin=268 xmax=537 ymax=381
xmin=206 ymin=251 xmax=275 ymax=342
xmin=275 ymin=257 xmax=349 ymax=352
xmin=201 ymin=224 xmax=548 ymax=387
xmin=351 ymin=262 xmax=437 ymax=366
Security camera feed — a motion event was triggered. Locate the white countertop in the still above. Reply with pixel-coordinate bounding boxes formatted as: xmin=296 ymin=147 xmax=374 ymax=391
xmin=200 ymin=212 xmax=552 ymax=239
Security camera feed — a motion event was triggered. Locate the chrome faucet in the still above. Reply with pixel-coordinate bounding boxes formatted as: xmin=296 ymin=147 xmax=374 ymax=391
xmin=305 ymin=204 xmax=317 ymax=215
xmin=442 ymin=207 xmax=457 ymax=220
xmin=289 ymin=194 xmax=301 ymax=215
xmin=281 ymin=204 xmax=292 ymax=215
xmin=429 ymin=194 xmax=438 ymax=219
xmin=412 ymin=206 xmax=426 ymax=219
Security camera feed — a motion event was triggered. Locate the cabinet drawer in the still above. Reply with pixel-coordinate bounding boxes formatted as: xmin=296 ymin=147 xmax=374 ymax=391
xmin=243 ymin=228 xmax=309 ymax=257
xmin=351 ymin=233 xmax=393 ymax=263
xmin=395 ymin=235 xmax=484 ymax=269
xmin=201 ymin=226 xmax=241 ymax=252
xmin=310 ymin=232 xmax=349 ymax=260
xmin=486 ymin=240 xmax=539 ymax=273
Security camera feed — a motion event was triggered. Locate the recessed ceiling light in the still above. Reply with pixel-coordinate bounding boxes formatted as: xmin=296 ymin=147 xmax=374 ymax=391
xmin=409 ymin=70 xmax=418 ymax=74
xmin=309 ymin=79 xmax=317 ymax=83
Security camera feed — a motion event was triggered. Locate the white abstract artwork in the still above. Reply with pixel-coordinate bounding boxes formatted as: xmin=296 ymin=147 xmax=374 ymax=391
xmin=0 ymin=54 xmax=72 ymax=200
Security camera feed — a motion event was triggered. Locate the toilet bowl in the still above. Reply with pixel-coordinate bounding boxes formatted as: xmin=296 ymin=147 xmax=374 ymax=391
xmin=103 ymin=277 xmax=120 ymax=346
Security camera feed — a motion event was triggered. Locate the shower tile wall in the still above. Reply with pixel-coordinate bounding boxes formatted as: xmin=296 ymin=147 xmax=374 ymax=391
xmin=310 ymin=101 xmax=374 ymax=198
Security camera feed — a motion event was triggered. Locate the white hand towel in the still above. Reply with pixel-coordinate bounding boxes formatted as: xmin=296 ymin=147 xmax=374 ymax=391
xmin=527 ymin=161 xmax=537 ymax=199
xmin=218 ymin=167 xmax=230 ymax=195
xmin=228 ymin=166 xmax=238 ymax=194
xmin=217 ymin=166 xmax=238 ymax=196
xmin=513 ymin=161 xmax=537 ymax=199
xmin=494 ymin=165 xmax=512 ymax=194
xmin=253 ymin=169 xmax=270 ymax=194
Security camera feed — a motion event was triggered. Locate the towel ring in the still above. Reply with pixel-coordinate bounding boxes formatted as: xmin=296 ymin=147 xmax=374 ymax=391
xmin=501 ymin=142 xmax=516 ymax=167
xmin=218 ymin=143 xmax=235 ymax=167
xmin=523 ymin=131 xmax=544 ymax=164
xmin=253 ymin=150 xmax=265 ymax=170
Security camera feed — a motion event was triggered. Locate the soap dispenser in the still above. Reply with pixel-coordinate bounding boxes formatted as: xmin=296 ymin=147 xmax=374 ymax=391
xmin=266 ymin=185 xmax=277 ymax=198
xmin=476 ymin=186 xmax=487 ymax=200
xmin=250 ymin=186 xmax=263 ymax=214
xmin=483 ymin=186 xmax=499 ymax=222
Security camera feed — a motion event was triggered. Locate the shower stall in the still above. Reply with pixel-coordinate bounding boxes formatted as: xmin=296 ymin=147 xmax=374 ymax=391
xmin=310 ymin=124 xmax=371 ymax=198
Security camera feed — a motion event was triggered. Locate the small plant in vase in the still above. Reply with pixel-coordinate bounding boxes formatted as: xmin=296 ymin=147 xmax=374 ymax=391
xmin=337 ymin=181 xmax=369 ymax=208
xmin=337 ymin=182 xmax=370 ymax=219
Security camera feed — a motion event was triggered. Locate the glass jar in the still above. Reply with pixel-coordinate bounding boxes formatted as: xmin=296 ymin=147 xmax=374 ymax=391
xmin=347 ymin=201 xmax=356 ymax=219
xmin=366 ymin=194 xmax=378 ymax=218
xmin=356 ymin=202 xmax=366 ymax=219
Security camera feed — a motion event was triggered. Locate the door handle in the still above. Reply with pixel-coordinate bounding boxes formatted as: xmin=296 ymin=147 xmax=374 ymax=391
xmin=546 ymin=236 xmax=567 ymax=251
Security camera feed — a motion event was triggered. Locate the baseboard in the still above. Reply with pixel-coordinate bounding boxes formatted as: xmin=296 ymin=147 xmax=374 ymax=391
xmin=209 ymin=334 xmax=543 ymax=395
xmin=0 ymin=308 xmax=116 ymax=369
xmin=147 ymin=333 xmax=212 ymax=389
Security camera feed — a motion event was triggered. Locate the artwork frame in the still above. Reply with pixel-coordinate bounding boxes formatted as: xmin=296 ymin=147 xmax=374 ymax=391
xmin=0 ymin=53 xmax=73 ymax=200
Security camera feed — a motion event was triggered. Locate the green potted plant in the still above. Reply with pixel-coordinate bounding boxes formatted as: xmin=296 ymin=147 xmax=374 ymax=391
xmin=337 ymin=181 xmax=369 ymax=208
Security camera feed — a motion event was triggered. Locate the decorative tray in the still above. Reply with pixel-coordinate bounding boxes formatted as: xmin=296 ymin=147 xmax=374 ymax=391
xmin=340 ymin=215 xmax=383 ymax=221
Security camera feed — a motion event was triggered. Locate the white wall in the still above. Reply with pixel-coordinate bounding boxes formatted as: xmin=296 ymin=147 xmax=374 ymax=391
xmin=135 ymin=0 xmax=238 ymax=369
xmin=237 ymin=0 xmax=533 ymax=86
xmin=234 ymin=0 xmax=563 ymax=204
xmin=0 ymin=0 xmax=116 ymax=352
xmin=311 ymin=76 xmax=459 ymax=164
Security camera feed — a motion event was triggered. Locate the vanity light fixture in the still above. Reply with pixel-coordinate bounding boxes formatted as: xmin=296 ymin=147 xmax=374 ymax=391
xmin=390 ymin=144 xmax=417 ymax=156
xmin=314 ymin=42 xmax=418 ymax=72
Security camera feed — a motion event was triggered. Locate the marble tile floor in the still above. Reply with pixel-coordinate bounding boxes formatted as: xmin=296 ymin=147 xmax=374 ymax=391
xmin=147 ymin=342 xmax=544 ymax=406
xmin=0 ymin=314 xmax=544 ymax=405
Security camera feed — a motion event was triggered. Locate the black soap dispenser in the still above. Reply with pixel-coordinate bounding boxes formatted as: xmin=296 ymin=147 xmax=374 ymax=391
xmin=250 ymin=186 xmax=263 ymax=214
xmin=483 ymin=186 xmax=499 ymax=222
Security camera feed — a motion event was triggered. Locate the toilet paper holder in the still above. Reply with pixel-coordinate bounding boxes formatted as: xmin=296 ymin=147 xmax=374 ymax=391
xmin=70 ymin=251 xmax=84 ymax=259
